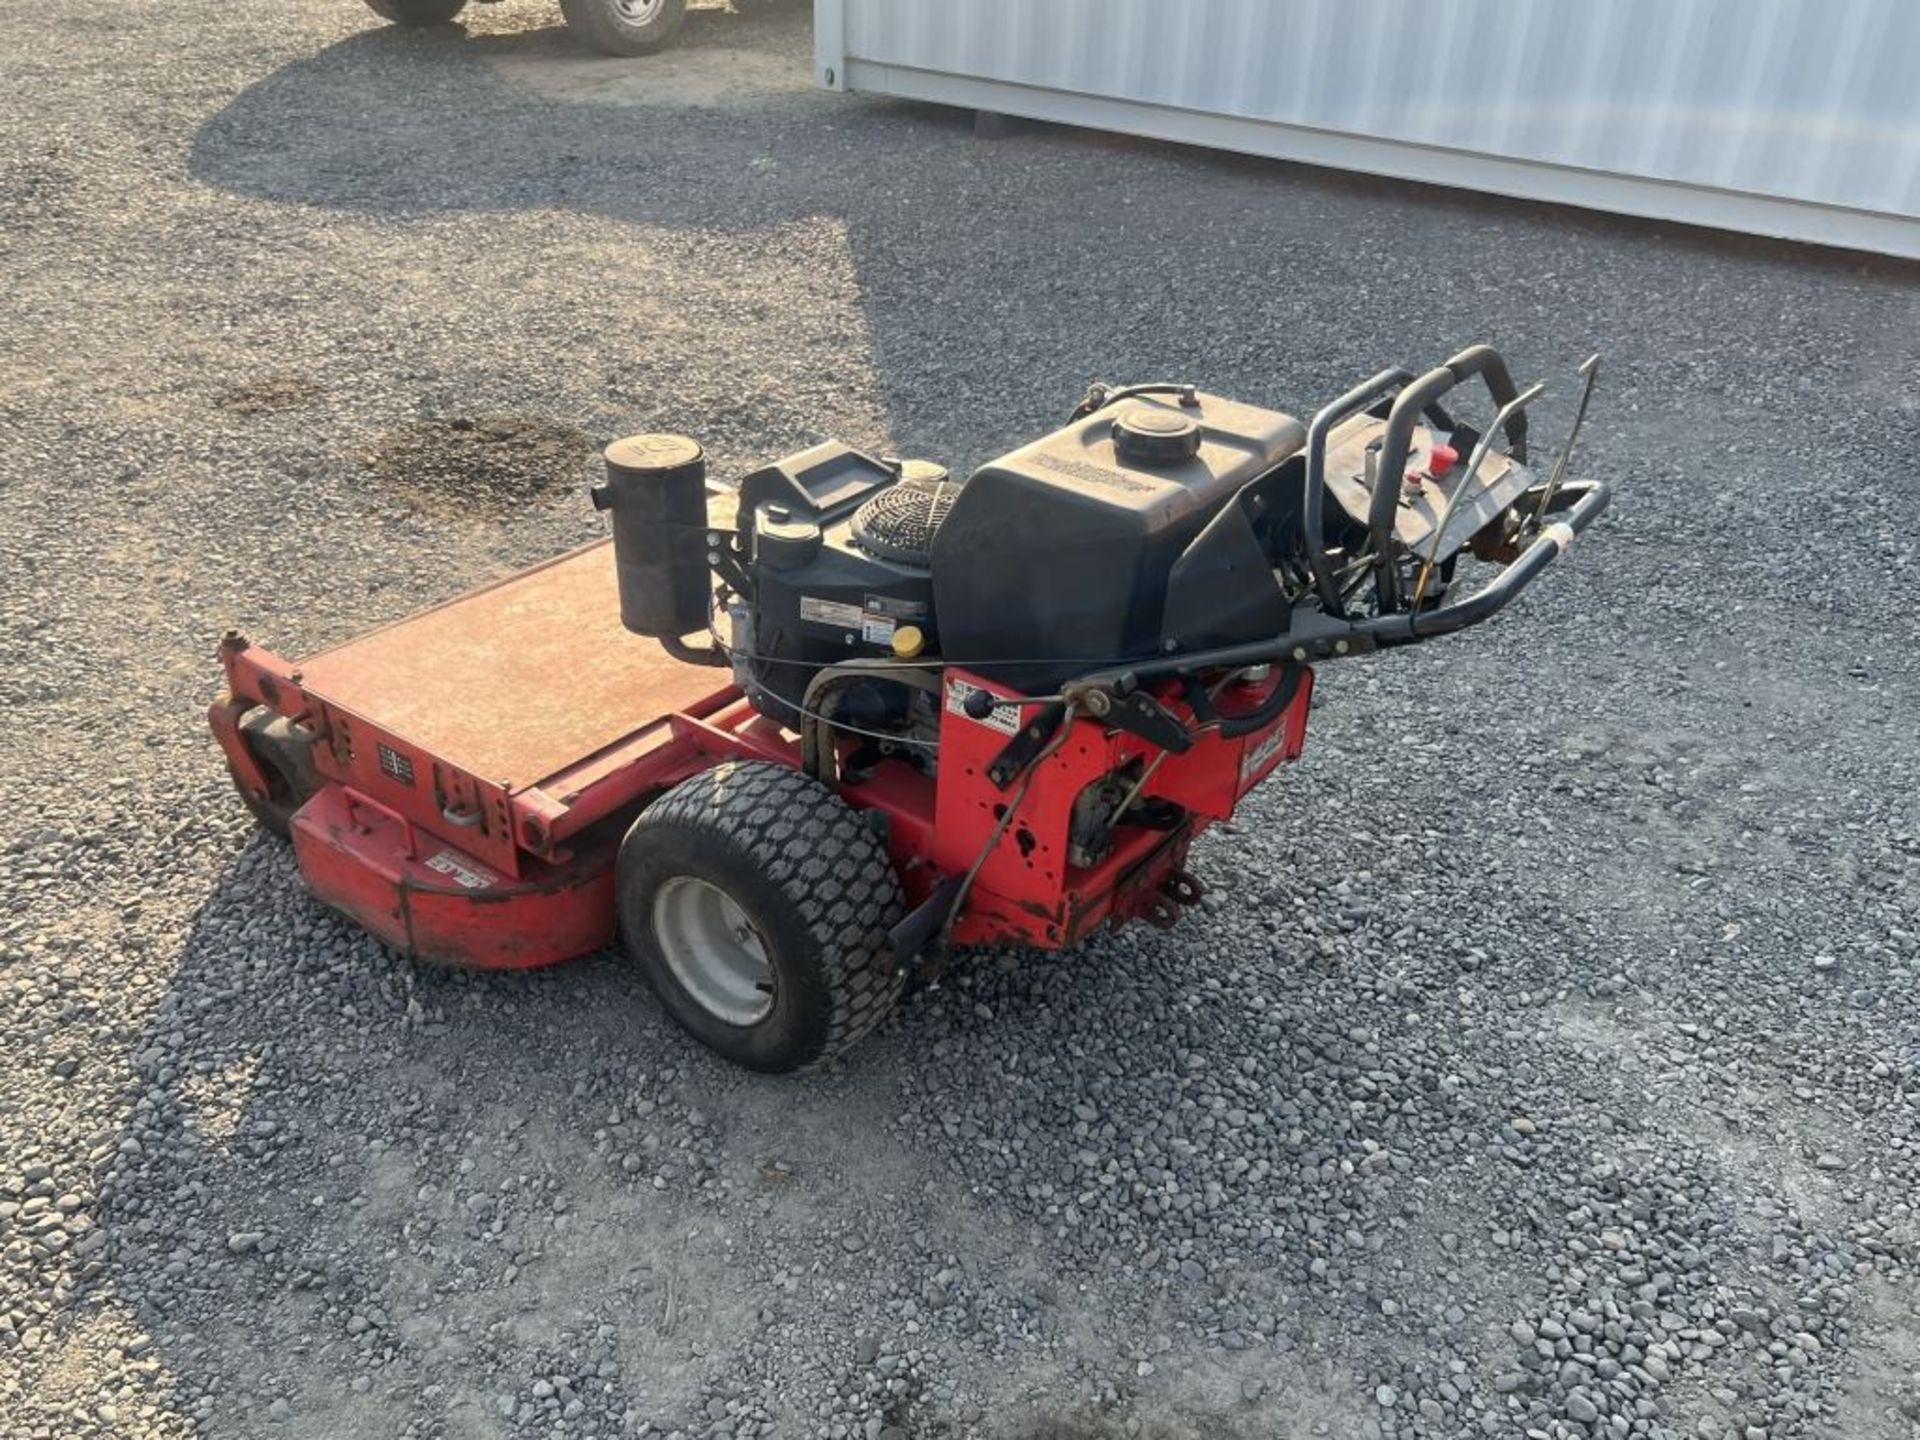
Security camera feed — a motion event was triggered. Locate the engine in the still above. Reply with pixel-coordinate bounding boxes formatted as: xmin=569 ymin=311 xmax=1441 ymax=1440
xmin=595 ymin=387 xmax=1314 ymax=759
xmin=724 ymin=443 xmax=950 ymax=729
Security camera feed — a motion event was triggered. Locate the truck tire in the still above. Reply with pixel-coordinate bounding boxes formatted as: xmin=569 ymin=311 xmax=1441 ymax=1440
xmin=616 ymin=761 xmax=906 ymax=1073
xmin=363 ymin=0 xmax=469 ymax=26
xmin=225 ymin=710 xmax=320 ymax=840
xmin=558 ymin=0 xmax=688 ymax=56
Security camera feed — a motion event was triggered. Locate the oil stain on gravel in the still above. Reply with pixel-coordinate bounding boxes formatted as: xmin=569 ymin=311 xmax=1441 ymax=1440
xmin=360 ymin=414 xmax=597 ymax=514
xmin=212 ymin=375 xmax=326 ymax=416
xmin=0 ymin=158 xmax=75 ymax=224
xmin=1015 ymin=1409 xmax=1275 ymax=1440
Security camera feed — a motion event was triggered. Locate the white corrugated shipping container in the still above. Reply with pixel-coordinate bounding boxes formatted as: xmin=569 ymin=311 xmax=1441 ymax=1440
xmin=813 ymin=0 xmax=1920 ymax=260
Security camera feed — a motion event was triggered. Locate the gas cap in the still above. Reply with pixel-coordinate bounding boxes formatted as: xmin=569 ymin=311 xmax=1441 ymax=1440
xmin=754 ymin=503 xmax=823 ymax=570
xmin=1112 ymin=406 xmax=1202 ymax=466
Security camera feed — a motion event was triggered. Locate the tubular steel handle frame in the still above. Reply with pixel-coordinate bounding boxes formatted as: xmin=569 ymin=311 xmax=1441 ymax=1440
xmin=1370 ymin=479 xmax=1608 ymax=646
xmin=1067 ymin=477 xmax=1611 ymax=701
xmin=1300 ymin=367 xmax=1413 ymax=615
xmin=1367 ymin=345 xmax=1530 ymax=610
xmin=1410 ymin=378 xmax=1549 ymax=609
xmin=1299 ymin=345 xmax=1526 ymax=617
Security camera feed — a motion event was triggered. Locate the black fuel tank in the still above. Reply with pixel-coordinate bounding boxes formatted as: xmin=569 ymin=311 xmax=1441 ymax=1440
xmin=930 ymin=392 xmax=1305 ymax=689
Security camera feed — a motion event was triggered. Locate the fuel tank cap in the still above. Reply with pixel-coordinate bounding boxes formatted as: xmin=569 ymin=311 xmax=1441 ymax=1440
xmin=1112 ymin=405 xmax=1202 ymax=466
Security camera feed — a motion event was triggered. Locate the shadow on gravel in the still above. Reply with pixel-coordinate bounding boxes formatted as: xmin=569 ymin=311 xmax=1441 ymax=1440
xmin=96 ymin=820 xmax=934 ymax=1435
xmin=186 ymin=4 xmax=1898 ymax=474
xmin=185 ymin=6 xmax=1890 ymax=275
xmin=108 ymin=821 xmax=1332 ymax=1436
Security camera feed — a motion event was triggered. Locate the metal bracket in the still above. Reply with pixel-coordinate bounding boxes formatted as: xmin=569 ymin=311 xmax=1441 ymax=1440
xmin=1103 ymin=691 xmax=1195 ymax=754
xmin=886 ymin=874 xmax=967 ymax=969
xmin=986 ymin=703 xmax=1069 ymax=789
xmin=1161 ymin=869 xmax=1206 ymax=907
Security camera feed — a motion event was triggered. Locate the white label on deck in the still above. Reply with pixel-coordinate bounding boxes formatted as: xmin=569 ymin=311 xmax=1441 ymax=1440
xmin=425 ymin=850 xmax=496 ymax=890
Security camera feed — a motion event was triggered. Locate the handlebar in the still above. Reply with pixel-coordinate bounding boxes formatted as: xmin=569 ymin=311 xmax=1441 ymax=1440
xmin=1367 ymin=345 xmax=1530 ymax=609
xmin=1300 ymin=367 xmax=1413 ymax=614
xmin=1299 ymin=345 xmax=1528 ymax=614
xmin=1064 ymin=477 xmax=1611 ymax=697
xmin=1364 ymin=479 xmax=1609 ymax=647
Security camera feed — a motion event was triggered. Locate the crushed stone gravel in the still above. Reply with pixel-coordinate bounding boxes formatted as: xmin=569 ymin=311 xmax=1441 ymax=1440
xmin=2 ymin=1 xmax=1918 ymax=1438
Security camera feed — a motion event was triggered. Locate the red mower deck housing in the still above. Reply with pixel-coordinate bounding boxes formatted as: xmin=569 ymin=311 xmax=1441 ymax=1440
xmin=212 ymin=540 xmax=1312 ymax=972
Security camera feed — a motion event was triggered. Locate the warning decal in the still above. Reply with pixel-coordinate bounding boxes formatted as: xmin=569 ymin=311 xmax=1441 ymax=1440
xmin=945 ymin=678 xmax=1019 ymax=735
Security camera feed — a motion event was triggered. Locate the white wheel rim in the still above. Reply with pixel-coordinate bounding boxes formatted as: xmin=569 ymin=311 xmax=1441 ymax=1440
xmin=612 ymin=0 xmax=666 ymax=23
xmin=652 ymin=876 xmax=775 ymax=1026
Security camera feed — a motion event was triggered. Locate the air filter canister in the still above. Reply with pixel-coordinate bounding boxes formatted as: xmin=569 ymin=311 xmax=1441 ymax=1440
xmin=591 ymin=433 xmax=711 ymax=639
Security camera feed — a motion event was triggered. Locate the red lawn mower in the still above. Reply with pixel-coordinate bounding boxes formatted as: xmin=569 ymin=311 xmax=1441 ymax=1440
xmin=211 ymin=345 xmax=1608 ymax=1072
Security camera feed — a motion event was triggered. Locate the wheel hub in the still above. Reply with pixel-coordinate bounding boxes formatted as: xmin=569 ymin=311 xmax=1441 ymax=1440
xmin=612 ymin=0 xmax=666 ymax=23
xmin=651 ymin=876 xmax=775 ymax=1027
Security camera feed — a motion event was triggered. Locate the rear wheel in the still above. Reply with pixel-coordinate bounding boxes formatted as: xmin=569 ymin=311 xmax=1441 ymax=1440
xmin=363 ymin=0 xmax=469 ymax=26
xmin=558 ymin=0 xmax=688 ymax=56
xmin=225 ymin=710 xmax=320 ymax=840
xmin=616 ymin=761 xmax=906 ymax=1073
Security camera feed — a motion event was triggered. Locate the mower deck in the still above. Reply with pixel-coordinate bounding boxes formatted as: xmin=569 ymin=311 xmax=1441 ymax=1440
xmin=293 ymin=541 xmax=721 ymax=788
xmin=213 ymin=542 xmax=757 ymax=969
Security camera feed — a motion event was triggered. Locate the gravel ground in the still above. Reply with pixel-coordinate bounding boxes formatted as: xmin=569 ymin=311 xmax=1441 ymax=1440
xmin=4 ymin=3 xmax=1919 ymax=1438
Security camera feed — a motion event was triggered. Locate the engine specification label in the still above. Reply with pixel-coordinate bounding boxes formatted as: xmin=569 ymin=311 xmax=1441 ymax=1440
xmin=864 ymin=593 xmax=928 ymax=622
xmin=799 ymin=596 xmax=865 ymax=633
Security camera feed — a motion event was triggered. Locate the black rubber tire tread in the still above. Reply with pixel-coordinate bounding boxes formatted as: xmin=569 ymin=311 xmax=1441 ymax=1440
xmin=225 ymin=710 xmax=319 ymax=841
xmin=616 ymin=761 xmax=905 ymax=1073
xmin=557 ymin=0 xmax=688 ymax=56
xmin=363 ymin=0 xmax=469 ymax=26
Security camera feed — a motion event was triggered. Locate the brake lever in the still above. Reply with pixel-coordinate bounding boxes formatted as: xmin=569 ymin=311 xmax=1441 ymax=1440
xmin=1533 ymin=354 xmax=1601 ymax=526
xmin=1412 ymin=380 xmax=1549 ymax=609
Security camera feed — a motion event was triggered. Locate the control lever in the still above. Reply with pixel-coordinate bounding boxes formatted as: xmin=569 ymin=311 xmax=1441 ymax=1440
xmin=1534 ymin=354 xmax=1601 ymax=525
xmin=1411 ymin=379 xmax=1548 ymax=609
